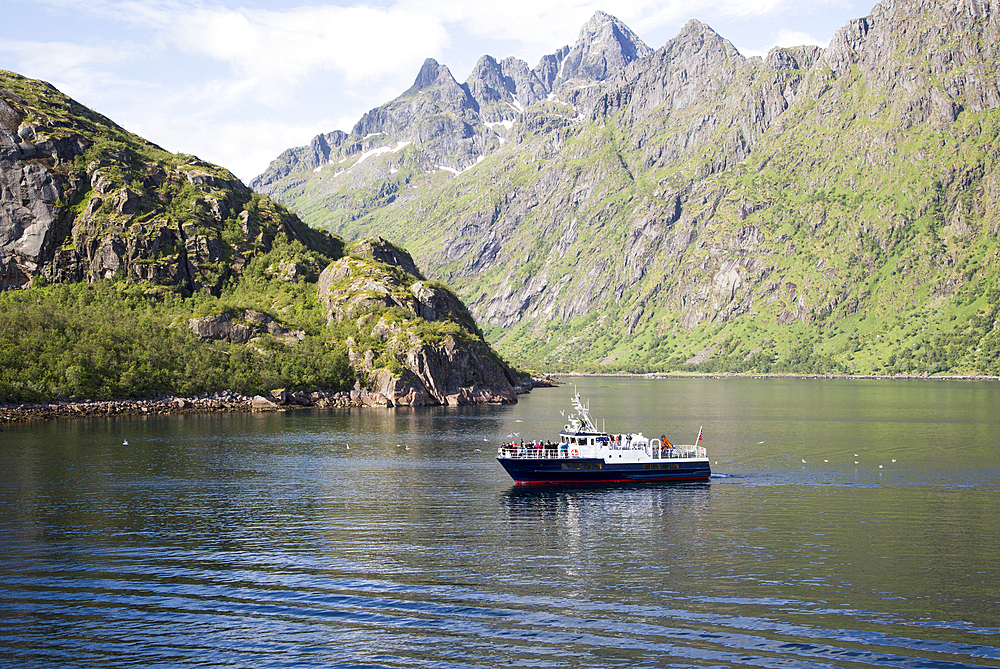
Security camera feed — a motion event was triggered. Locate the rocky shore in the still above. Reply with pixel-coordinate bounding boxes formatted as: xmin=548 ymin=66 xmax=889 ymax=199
xmin=0 ymin=377 xmax=557 ymax=424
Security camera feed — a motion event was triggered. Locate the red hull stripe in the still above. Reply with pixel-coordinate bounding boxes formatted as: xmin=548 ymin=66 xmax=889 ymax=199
xmin=513 ymin=475 xmax=710 ymax=485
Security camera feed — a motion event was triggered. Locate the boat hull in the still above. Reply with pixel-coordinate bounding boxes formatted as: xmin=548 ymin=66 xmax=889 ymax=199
xmin=497 ymin=457 xmax=711 ymax=485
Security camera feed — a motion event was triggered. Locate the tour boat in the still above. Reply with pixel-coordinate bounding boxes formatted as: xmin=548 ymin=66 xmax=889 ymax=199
xmin=496 ymin=391 xmax=711 ymax=485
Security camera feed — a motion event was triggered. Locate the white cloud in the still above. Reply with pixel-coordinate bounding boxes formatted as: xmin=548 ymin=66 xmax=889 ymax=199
xmin=139 ymin=3 xmax=450 ymax=101
xmin=0 ymin=38 xmax=150 ymax=101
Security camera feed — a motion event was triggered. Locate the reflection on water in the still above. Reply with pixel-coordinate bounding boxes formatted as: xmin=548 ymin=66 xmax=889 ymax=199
xmin=2 ymin=377 xmax=1000 ymax=668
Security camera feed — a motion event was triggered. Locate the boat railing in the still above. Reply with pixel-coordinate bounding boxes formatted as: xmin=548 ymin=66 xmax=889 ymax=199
xmin=497 ymin=443 xmax=707 ymax=460
xmin=497 ymin=446 xmax=569 ymax=460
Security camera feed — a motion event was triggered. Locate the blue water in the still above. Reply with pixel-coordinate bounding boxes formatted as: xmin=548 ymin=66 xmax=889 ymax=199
xmin=2 ymin=377 xmax=999 ymax=667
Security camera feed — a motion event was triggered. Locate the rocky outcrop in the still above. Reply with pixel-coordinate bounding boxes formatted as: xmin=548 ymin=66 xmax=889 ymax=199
xmin=0 ymin=70 xmax=339 ymax=293
xmin=189 ymin=310 xmax=305 ymax=344
xmin=318 ymin=237 xmax=517 ymax=404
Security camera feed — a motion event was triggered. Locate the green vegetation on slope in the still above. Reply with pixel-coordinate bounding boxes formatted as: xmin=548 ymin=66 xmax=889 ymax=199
xmin=0 ymin=238 xmax=354 ymax=403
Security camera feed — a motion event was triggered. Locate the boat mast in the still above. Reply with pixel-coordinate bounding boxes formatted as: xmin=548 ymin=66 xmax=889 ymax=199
xmin=570 ymin=390 xmax=598 ymax=433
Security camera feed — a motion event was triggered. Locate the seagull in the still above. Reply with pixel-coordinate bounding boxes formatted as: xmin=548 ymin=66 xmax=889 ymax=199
xmin=123 ymin=439 xmax=129 ymax=446
xmin=854 ymin=460 xmax=859 ymax=465
xmin=854 ymin=453 xmax=859 ymax=457
xmin=346 ymin=444 xmax=350 ymax=450
xmin=474 ymin=448 xmax=481 ymax=452
xmin=801 ymin=458 xmax=807 ymax=464
xmin=513 ymin=432 xmax=519 ymax=437
xmin=824 ymin=459 xmax=829 ymax=463
xmin=879 ymin=464 xmax=883 ymax=469
xmin=483 ymin=437 xmax=489 ymax=441
xmin=757 ymin=441 xmax=765 ymax=444
xmin=892 ymin=459 xmax=897 ymax=463
xmin=405 ymin=445 xmax=410 ymax=451
xmin=515 ymin=419 xmax=523 ymax=423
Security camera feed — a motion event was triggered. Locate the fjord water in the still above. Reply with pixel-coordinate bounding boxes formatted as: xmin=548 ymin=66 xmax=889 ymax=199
xmin=2 ymin=378 xmax=999 ymax=668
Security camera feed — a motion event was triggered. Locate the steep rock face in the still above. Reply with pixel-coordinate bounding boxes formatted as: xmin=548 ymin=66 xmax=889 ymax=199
xmin=317 ymin=237 xmax=517 ymax=404
xmin=0 ymin=70 xmax=339 ymax=292
xmin=251 ymin=131 xmax=348 ymax=190
xmin=817 ymin=0 xmax=1000 ymax=118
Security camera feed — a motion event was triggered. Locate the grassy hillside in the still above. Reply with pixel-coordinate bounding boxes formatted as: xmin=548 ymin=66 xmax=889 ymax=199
xmin=0 ymin=241 xmax=354 ymax=402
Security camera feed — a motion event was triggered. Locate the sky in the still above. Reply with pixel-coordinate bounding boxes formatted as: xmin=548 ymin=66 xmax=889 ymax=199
xmin=1 ymin=0 xmax=876 ymax=183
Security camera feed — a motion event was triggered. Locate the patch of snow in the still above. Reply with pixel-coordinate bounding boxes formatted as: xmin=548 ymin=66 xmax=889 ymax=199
xmin=390 ymin=168 xmax=398 ymax=174
xmin=509 ymin=95 xmax=524 ymax=113
xmin=312 ymin=165 xmax=323 ymax=173
xmin=353 ymin=141 xmax=412 ymax=167
xmin=355 ymin=146 xmax=392 ymax=165
xmin=476 ymin=156 xmax=484 ymax=164
xmin=363 ymin=132 xmax=385 ymax=140
xmin=436 ymin=165 xmax=460 ymax=176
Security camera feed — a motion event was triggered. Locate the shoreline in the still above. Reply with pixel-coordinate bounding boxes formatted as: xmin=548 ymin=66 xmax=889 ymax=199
xmin=0 ymin=378 xmax=555 ymax=425
xmin=551 ymin=372 xmax=1000 ymax=381
xmin=3 ymin=372 xmax=994 ymax=424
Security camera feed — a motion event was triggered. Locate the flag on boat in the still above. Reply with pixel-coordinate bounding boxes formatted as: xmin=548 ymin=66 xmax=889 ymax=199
xmin=697 ymin=427 xmax=703 ymax=442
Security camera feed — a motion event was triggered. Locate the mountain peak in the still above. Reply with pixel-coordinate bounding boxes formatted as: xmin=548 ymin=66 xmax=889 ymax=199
xmin=582 ymin=10 xmax=620 ymax=29
xmin=556 ymin=10 xmax=653 ymax=87
xmin=408 ymin=58 xmax=457 ymax=92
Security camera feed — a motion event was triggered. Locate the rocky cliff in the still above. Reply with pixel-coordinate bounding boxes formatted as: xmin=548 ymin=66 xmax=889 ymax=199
xmin=254 ymin=0 xmax=1000 ymax=376
xmin=318 ymin=237 xmax=519 ymax=405
xmin=0 ymin=70 xmax=339 ymax=293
